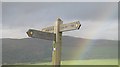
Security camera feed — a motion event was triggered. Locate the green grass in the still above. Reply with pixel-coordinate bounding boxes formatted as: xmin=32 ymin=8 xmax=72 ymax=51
xmin=2 ymin=59 xmax=119 ymax=67
xmin=32 ymin=59 xmax=118 ymax=65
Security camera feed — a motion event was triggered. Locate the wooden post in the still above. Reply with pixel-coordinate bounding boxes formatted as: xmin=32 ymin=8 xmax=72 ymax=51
xmin=52 ymin=18 xmax=63 ymax=67
xmin=27 ymin=18 xmax=81 ymax=67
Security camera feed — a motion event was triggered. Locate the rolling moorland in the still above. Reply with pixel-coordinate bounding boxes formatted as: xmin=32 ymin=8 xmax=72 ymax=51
xmin=2 ymin=36 xmax=118 ymax=65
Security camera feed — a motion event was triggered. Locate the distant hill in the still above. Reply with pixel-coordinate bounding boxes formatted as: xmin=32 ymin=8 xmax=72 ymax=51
xmin=2 ymin=36 xmax=118 ymax=64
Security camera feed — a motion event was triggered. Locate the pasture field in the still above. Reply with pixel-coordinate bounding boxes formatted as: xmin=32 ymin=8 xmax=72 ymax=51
xmin=33 ymin=59 xmax=118 ymax=65
xmin=2 ymin=59 xmax=119 ymax=67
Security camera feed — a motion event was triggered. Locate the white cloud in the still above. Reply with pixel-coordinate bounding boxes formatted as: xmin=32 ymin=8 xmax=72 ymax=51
xmin=2 ymin=28 xmax=28 ymax=39
xmin=63 ymin=20 xmax=118 ymax=40
xmin=1 ymin=20 xmax=118 ymax=40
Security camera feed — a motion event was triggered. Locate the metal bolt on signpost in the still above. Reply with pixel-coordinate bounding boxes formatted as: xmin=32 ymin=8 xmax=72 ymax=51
xmin=26 ymin=18 xmax=81 ymax=67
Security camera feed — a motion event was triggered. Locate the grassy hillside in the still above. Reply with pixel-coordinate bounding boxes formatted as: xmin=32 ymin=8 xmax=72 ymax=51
xmin=2 ymin=36 xmax=118 ymax=64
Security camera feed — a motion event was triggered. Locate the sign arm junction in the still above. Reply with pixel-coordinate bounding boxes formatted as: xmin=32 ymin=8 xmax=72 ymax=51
xmin=26 ymin=18 xmax=81 ymax=67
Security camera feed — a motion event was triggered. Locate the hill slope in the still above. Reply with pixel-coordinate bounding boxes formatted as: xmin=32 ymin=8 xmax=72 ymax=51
xmin=2 ymin=36 xmax=118 ymax=64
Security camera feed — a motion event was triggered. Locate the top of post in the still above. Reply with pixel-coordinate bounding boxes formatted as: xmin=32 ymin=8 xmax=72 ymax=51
xmin=56 ymin=18 xmax=63 ymax=25
xmin=57 ymin=18 xmax=62 ymax=22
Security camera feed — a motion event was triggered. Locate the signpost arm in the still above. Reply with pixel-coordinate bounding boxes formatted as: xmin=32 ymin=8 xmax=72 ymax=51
xmin=26 ymin=18 xmax=81 ymax=67
xmin=52 ymin=18 xmax=63 ymax=67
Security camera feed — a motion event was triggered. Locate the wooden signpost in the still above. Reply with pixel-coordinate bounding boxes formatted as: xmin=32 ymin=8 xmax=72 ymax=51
xmin=26 ymin=18 xmax=81 ymax=67
xmin=26 ymin=29 xmax=55 ymax=41
xmin=42 ymin=21 xmax=81 ymax=33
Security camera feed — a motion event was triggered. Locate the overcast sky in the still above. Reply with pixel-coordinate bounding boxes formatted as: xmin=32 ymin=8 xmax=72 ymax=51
xmin=1 ymin=0 xmax=119 ymax=2
xmin=1 ymin=2 xmax=118 ymax=40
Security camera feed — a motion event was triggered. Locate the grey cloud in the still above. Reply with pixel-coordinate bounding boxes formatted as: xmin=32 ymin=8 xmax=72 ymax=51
xmin=2 ymin=2 xmax=118 ymax=28
xmin=0 ymin=2 xmax=2 ymax=66
xmin=0 ymin=2 xmax=2 ymax=23
xmin=118 ymin=2 xmax=120 ymax=40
